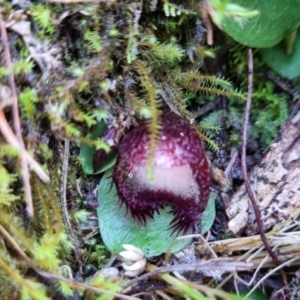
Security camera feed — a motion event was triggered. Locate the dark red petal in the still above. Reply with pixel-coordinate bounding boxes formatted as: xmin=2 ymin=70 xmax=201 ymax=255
xmin=111 ymin=110 xmax=211 ymax=235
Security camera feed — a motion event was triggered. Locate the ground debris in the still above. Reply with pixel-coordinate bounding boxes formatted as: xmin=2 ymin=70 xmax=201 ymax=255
xmin=226 ymin=110 xmax=300 ymax=235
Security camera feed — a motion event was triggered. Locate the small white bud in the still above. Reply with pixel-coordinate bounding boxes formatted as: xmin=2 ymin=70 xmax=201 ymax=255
xmin=118 ymin=245 xmax=146 ymax=277
xmin=118 ymin=250 xmax=144 ymax=262
xmin=122 ymin=258 xmax=146 ymax=271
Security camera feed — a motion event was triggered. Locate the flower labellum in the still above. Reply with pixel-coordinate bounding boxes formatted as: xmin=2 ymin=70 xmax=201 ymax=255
xmin=113 ymin=110 xmax=211 ymax=234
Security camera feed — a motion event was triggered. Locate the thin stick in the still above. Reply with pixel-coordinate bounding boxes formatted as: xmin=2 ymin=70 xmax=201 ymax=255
xmin=60 ymin=139 xmax=81 ymax=268
xmin=197 ymin=234 xmax=218 ymax=259
xmin=191 ymin=97 xmax=221 ymax=119
xmin=241 ymin=48 xmax=286 ymax=283
xmin=245 ymin=257 xmax=299 ymax=299
xmin=261 ymin=68 xmax=297 ymax=98
xmin=0 ymin=224 xmax=32 ymax=264
xmin=201 ymin=0 xmax=214 ymax=45
xmin=0 ymin=10 xmax=34 ymax=215
xmin=225 ymin=147 xmax=238 ymax=176
xmin=60 ymin=139 xmax=73 ymax=239
xmin=0 ymin=110 xmax=49 ymax=182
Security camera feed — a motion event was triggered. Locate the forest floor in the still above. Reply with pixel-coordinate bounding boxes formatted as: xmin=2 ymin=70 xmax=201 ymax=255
xmin=0 ymin=1 xmax=300 ymax=300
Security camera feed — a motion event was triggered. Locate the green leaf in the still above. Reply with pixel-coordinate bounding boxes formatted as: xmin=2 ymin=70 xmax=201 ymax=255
xmin=240 ymin=289 xmax=268 ymax=300
xmin=219 ymin=0 xmax=300 ymax=48
xmin=97 ymin=168 xmax=216 ymax=257
xmin=80 ymin=122 xmax=116 ymax=175
xmin=201 ymin=193 xmax=216 ymax=235
xmin=260 ymin=30 xmax=300 ymax=79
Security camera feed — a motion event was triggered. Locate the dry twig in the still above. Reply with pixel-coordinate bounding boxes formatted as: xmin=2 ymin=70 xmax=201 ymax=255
xmin=0 ymin=110 xmax=50 ymax=182
xmin=200 ymin=0 xmax=214 ymax=45
xmin=191 ymin=97 xmax=222 ymax=119
xmin=241 ymin=48 xmax=282 ymax=270
xmin=196 ymin=215 xmax=300 ymax=297
xmin=0 ymin=10 xmax=49 ymax=216
xmin=60 ymin=139 xmax=82 ymax=269
xmin=225 ymin=147 xmax=238 ymax=176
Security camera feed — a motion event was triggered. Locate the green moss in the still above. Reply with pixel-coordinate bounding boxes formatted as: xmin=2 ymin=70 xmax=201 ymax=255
xmin=30 ymin=4 xmax=56 ymax=39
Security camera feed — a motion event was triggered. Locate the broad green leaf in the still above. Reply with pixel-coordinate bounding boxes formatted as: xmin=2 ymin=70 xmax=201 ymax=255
xmin=260 ymin=30 xmax=300 ymax=79
xmin=80 ymin=122 xmax=116 ymax=175
xmin=97 ymin=168 xmax=216 ymax=257
xmin=218 ymin=0 xmax=300 ymax=48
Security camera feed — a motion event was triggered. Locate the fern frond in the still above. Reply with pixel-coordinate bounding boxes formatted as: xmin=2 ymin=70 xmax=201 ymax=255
xmin=0 ymin=165 xmax=19 ymax=205
xmin=194 ymin=111 xmax=222 ymax=151
xmin=162 ymin=0 xmax=195 ymax=17
xmin=174 ymin=72 xmax=232 ymax=89
xmin=197 ymin=129 xmax=220 ymax=151
xmin=163 ymin=0 xmax=180 ymax=17
xmin=89 ymin=109 xmax=109 ymax=122
xmin=178 ymin=81 xmax=246 ymax=101
xmin=134 ymin=60 xmax=161 ymax=180
xmin=200 ymin=123 xmax=221 ymax=132
xmin=199 ymin=110 xmax=223 ymax=131
xmin=0 ymin=187 xmax=19 ymax=205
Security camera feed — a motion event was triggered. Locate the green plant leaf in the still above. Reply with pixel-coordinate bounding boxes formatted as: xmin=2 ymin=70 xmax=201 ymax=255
xmin=97 ymin=168 xmax=216 ymax=257
xmin=80 ymin=122 xmax=116 ymax=175
xmin=240 ymin=289 xmax=268 ymax=300
xmin=260 ymin=30 xmax=300 ymax=79
xmin=201 ymin=193 xmax=216 ymax=235
xmin=219 ymin=0 xmax=300 ymax=48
